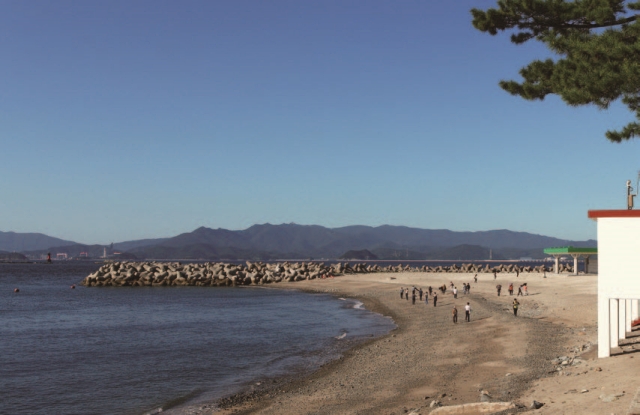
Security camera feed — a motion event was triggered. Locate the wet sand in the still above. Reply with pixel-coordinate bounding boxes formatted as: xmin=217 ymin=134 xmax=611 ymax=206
xmin=171 ymin=271 xmax=638 ymax=415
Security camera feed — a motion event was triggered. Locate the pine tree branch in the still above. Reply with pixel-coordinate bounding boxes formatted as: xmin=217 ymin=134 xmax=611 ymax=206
xmin=555 ymin=14 xmax=639 ymax=29
xmin=472 ymin=1 xmax=640 ymax=142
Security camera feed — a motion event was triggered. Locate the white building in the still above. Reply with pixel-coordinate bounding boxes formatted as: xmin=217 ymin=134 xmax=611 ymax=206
xmin=588 ymin=210 xmax=640 ymax=358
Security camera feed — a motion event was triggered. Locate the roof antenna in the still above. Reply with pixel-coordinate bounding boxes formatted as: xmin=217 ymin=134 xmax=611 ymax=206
xmin=627 ymin=172 xmax=640 ymax=210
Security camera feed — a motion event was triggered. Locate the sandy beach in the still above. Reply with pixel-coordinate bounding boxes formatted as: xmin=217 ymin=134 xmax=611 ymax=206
xmin=171 ymin=271 xmax=638 ymax=415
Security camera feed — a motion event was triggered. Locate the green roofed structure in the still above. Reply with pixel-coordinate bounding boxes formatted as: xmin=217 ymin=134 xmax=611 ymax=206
xmin=543 ymin=246 xmax=598 ymax=275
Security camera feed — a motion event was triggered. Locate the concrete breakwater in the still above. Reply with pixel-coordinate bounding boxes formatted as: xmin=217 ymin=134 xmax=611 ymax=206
xmin=80 ymin=261 xmax=562 ymax=287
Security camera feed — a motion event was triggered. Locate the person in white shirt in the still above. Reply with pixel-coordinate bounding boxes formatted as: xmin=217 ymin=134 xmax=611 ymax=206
xmin=465 ymin=302 xmax=471 ymax=322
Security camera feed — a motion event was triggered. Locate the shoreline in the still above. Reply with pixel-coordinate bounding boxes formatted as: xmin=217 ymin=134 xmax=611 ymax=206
xmin=159 ymin=288 xmax=399 ymax=415
xmin=169 ymin=273 xmax=561 ymax=414
xmin=166 ymin=271 xmax=637 ymax=414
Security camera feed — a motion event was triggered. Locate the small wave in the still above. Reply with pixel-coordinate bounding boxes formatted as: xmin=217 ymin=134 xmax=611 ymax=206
xmin=338 ymin=298 xmax=346 ymax=301
xmin=352 ymin=301 xmax=364 ymax=309
xmin=335 ymin=332 xmax=347 ymax=339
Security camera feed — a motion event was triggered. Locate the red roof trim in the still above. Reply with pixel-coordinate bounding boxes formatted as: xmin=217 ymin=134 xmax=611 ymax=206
xmin=588 ymin=210 xmax=640 ymax=219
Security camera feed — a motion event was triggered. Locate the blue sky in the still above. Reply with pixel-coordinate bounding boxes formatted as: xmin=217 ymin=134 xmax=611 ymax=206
xmin=2 ymin=1 xmax=638 ymax=244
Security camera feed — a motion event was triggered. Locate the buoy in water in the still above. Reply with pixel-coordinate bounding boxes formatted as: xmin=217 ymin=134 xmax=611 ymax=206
xmin=71 ymin=285 xmax=75 ymax=289
xmin=14 ymin=288 xmax=19 ymax=293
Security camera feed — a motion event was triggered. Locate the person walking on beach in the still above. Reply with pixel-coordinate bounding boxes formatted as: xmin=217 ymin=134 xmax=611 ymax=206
xmin=428 ymin=286 xmax=433 ymax=295
xmin=425 ymin=292 xmax=429 ymax=305
xmin=419 ymin=288 xmax=423 ymax=301
xmin=400 ymin=287 xmax=404 ymax=299
xmin=405 ymin=288 xmax=409 ymax=300
xmin=412 ymin=291 xmax=416 ymax=305
xmin=493 ymin=270 xmax=497 ymax=280
xmin=508 ymin=283 xmax=514 ymax=295
xmin=474 ymin=274 xmax=478 ymax=283
xmin=513 ymin=299 xmax=520 ymax=316
xmin=452 ymin=306 xmax=458 ymax=323
xmin=466 ymin=283 xmax=471 ymax=294
xmin=433 ymin=292 xmax=438 ymax=307
xmin=453 ymin=287 xmax=458 ymax=299
xmin=517 ymin=285 xmax=523 ymax=296
xmin=465 ymin=302 xmax=471 ymax=322
xmin=523 ymin=284 xmax=528 ymax=296
xmin=516 ymin=269 xmax=520 ymax=278
xmin=496 ymin=284 xmax=502 ymax=296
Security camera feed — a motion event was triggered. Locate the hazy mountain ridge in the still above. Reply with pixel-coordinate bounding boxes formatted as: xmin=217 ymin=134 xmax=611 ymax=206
xmin=113 ymin=238 xmax=170 ymax=251
xmin=4 ymin=224 xmax=596 ymax=260
xmin=130 ymin=224 xmax=596 ymax=260
xmin=0 ymin=231 xmax=75 ymax=252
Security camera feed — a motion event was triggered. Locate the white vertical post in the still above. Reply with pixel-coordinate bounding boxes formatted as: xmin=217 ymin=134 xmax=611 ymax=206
xmin=554 ymin=255 xmax=559 ymax=274
xmin=619 ymin=300 xmax=627 ymax=340
xmin=598 ymin=296 xmax=611 ymax=358
xmin=584 ymin=255 xmax=590 ymax=274
xmin=611 ymin=299 xmax=619 ymax=348
xmin=572 ymin=254 xmax=579 ymax=276
xmin=626 ymin=299 xmax=633 ymax=333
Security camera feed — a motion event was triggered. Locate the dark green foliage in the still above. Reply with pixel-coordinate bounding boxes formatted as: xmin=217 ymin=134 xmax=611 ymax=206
xmin=472 ymin=0 xmax=640 ymax=141
xmin=339 ymin=249 xmax=379 ymax=260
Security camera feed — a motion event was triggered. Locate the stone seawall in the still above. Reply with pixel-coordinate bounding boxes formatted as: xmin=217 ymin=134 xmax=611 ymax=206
xmin=80 ymin=261 xmax=564 ymax=287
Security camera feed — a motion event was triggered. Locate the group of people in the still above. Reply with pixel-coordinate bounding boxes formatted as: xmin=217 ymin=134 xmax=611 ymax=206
xmin=399 ymin=282 xmax=474 ymax=323
xmin=497 ymin=283 xmax=529 ymax=296
xmin=507 ymin=282 xmax=528 ymax=296
xmin=452 ymin=302 xmax=472 ymax=323
xmin=399 ymin=276 xmax=525 ymax=321
xmin=400 ymin=285 xmax=440 ymax=306
xmin=495 ymin=284 xmax=523 ymax=316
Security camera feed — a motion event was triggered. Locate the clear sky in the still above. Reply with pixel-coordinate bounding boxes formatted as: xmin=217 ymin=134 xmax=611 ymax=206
xmin=2 ymin=1 xmax=638 ymax=244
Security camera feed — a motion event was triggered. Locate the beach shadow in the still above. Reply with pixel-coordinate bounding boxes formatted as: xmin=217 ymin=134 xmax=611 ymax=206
xmin=625 ymin=330 xmax=640 ymax=340
xmin=610 ymin=347 xmax=640 ymax=357
xmin=466 ymin=316 xmax=490 ymax=322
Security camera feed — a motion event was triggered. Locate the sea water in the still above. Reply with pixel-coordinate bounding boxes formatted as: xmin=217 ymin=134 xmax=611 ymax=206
xmin=0 ymin=263 xmax=394 ymax=415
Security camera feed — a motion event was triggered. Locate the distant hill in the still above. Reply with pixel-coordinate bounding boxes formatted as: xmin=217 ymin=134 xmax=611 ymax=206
xmin=133 ymin=243 xmax=273 ymax=261
xmin=113 ymin=237 xmax=170 ymax=251
xmin=24 ymin=244 xmax=137 ymax=260
xmin=4 ymin=224 xmax=597 ymax=261
xmin=0 ymin=251 xmax=28 ymax=261
xmin=425 ymin=244 xmax=501 ymax=260
xmin=0 ymin=231 xmax=75 ymax=252
xmin=129 ymin=224 xmax=596 ymax=260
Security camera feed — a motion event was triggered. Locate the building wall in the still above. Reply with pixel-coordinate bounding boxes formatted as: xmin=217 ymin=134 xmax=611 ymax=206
xmin=598 ymin=217 xmax=640 ymax=299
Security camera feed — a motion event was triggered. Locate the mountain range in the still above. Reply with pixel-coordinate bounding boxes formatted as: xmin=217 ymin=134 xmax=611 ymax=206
xmin=3 ymin=224 xmax=597 ymax=261
xmin=0 ymin=231 xmax=74 ymax=252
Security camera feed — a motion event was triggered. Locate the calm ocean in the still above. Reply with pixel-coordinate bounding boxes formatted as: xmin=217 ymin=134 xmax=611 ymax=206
xmin=0 ymin=263 xmax=394 ymax=415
